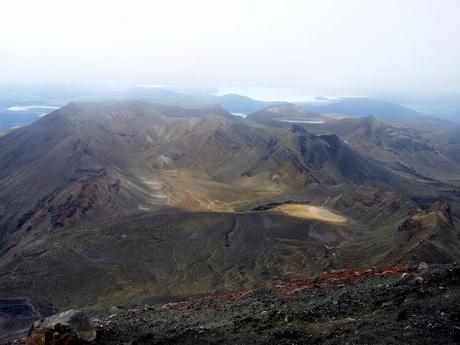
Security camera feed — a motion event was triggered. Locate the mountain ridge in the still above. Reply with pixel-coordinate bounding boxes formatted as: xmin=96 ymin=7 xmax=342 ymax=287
xmin=0 ymin=100 xmax=458 ymax=321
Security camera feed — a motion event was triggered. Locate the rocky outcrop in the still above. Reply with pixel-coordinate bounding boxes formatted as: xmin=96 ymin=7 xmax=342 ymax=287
xmin=390 ymin=201 xmax=459 ymax=264
xmin=430 ymin=200 xmax=453 ymax=225
xmin=27 ymin=310 xmax=95 ymax=345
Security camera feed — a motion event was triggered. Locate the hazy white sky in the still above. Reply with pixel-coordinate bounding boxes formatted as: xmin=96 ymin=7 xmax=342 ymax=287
xmin=1 ymin=0 xmax=459 ymax=96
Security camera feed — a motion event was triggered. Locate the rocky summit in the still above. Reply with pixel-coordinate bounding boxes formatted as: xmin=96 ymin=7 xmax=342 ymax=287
xmin=3 ymin=264 xmax=459 ymax=345
xmin=94 ymin=264 xmax=460 ymax=345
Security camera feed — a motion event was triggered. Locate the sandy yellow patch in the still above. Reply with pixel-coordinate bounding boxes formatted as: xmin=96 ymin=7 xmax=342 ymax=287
xmin=271 ymin=204 xmax=347 ymax=224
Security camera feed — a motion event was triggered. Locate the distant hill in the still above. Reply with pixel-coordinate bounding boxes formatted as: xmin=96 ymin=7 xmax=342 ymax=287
xmin=306 ymin=97 xmax=421 ymax=120
xmin=248 ymin=103 xmax=326 ymax=123
xmin=116 ymin=87 xmax=276 ymax=114
xmin=3 ymin=100 xmax=458 ymax=316
xmin=216 ymin=93 xmax=277 ymax=114
xmin=376 ymin=93 xmax=460 ymax=123
xmin=297 ymin=115 xmax=460 ymax=181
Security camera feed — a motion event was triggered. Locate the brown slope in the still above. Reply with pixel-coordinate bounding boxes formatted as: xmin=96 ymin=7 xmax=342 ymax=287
xmin=298 ymin=116 xmax=460 ymax=181
xmin=383 ymin=200 xmax=460 ymax=265
xmin=0 ymin=101 xmax=409 ymax=239
xmin=406 ymin=116 xmax=460 ymax=168
xmin=0 ymin=101 xmax=458 ymax=315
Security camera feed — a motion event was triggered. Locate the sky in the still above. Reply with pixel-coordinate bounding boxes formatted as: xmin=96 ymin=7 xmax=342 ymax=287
xmin=1 ymin=0 xmax=459 ymax=99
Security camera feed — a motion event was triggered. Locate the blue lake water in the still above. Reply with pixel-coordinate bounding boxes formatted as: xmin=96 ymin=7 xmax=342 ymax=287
xmin=0 ymin=105 xmax=60 ymax=131
xmin=277 ymin=119 xmax=325 ymax=124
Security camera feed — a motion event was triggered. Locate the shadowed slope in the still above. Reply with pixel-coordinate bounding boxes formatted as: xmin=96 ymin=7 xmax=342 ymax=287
xmin=0 ymin=100 xmax=458 ymax=315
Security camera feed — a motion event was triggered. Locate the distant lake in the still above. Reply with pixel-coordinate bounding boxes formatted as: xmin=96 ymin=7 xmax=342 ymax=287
xmin=277 ymin=118 xmax=325 ymax=124
xmin=0 ymin=105 xmax=60 ymax=131
xmin=231 ymin=112 xmax=247 ymax=118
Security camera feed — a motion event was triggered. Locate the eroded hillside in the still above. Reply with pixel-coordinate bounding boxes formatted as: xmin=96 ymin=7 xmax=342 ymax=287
xmin=0 ymin=101 xmax=459 ymax=317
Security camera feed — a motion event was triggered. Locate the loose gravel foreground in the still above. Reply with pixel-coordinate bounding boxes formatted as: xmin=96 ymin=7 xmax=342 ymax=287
xmin=92 ymin=265 xmax=460 ymax=345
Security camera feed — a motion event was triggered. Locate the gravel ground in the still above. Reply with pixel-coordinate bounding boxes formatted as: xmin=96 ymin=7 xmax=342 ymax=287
xmin=93 ymin=265 xmax=460 ymax=345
